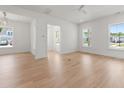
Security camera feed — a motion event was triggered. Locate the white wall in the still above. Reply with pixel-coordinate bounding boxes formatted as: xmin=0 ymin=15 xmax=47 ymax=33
xmin=79 ymin=13 xmax=124 ymax=59
xmin=0 ymin=6 xmax=78 ymax=59
xmin=30 ymin=19 xmax=36 ymax=55
xmin=47 ymin=25 xmax=55 ymax=50
xmin=34 ymin=15 xmax=78 ymax=59
xmin=0 ymin=20 xmax=30 ymax=55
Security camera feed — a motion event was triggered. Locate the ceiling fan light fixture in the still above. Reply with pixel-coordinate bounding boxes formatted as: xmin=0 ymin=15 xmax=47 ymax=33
xmin=0 ymin=12 xmax=8 ymax=26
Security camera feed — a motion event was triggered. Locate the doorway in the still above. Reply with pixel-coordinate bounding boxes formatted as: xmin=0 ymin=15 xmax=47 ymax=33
xmin=47 ymin=24 xmax=61 ymax=53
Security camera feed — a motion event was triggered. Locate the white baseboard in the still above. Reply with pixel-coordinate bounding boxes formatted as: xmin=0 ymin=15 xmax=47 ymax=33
xmin=79 ymin=50 xmax=124 ymax=59
xmin=60 ymin=49 xmax=78 ymax=54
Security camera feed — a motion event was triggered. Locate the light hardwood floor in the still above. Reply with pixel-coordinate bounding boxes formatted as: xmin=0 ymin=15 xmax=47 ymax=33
xmin=0 ymin=51 xmax=124 ymax=88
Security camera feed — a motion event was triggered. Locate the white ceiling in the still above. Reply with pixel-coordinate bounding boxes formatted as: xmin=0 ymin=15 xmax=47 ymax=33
xmin=15 ymin=5 xmax=124 ymax=23
xmin=0 ymin=11 xmax=32 ymax=22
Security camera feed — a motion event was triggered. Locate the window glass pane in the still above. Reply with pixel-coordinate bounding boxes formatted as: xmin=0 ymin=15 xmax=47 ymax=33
xmin=0 ymin=27 xmax=13 ymax=47
xmin=55 ymin=26 xmax=60 ymax=44
xmin=82 ymin=29 xmax=90 ymax=47
xmin=110 ymin=23 xmax=124 ymax=48
xmin=56 ymin=31 xmax=60 ymax=43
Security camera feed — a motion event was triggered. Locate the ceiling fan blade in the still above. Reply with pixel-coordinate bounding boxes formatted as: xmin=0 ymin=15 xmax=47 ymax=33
xmin=79 ymin=5 xmax=85 ymax=11
xmin=78 ymin=5 xmax=87 ymax=14
xmin=82 ymin=9 xmax=87 ymax=14
xmin=43 ymin=8 xmax=52 ymax=14
xmin=3 ymin=12 xmax=7 ymax=17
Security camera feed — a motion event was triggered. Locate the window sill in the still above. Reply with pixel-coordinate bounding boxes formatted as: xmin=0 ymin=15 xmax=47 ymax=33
xmin=108 ymin=47 xmax=124 ymax=51
xmin=0 ymin=45 xmax=13 ymax=48
xmin=56 ymin=43 xmax=60 ymax=45
xmin=82 ymin=46 xmax=92 ymax=48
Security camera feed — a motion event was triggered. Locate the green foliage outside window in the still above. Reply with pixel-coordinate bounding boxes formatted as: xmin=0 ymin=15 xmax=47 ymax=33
xmin=0 ymin=27 xmax=3 ymax=33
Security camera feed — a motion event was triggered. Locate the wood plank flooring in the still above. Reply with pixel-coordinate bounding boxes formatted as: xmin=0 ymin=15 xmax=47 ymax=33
xmin=0 ymin=51 xmax=124 ymax=88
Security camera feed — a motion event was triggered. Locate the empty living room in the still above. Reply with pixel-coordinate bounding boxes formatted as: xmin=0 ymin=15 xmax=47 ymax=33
xmin=1 ymin=0 xmax=124 ymax=92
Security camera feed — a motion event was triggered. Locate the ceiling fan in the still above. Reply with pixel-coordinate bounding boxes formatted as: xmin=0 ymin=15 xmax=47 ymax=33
xmin=43 ymin=8 xmax=52 ymax=15
xmin=0 ymin=12 xmax=8 ymax=26
xmin=78 ymin=5 xmax=87 ymax=14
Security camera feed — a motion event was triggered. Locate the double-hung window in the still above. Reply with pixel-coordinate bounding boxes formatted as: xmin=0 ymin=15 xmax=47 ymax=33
xmin=109 ymin=23 xmax=124 ymax=49
xmin=82 ymin=28 xmax=91 ymax=47
xmin=0 ymin=27 xmax=13 ymax=48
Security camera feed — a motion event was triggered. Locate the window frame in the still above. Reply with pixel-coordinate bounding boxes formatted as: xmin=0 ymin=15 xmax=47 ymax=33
xmin=82 ymin=28 xmax=91 ymax=47
xmin=0 ymin=26 xmax=14 ymax=48
xmin=108 ymin=22 xmax=124 ymax=50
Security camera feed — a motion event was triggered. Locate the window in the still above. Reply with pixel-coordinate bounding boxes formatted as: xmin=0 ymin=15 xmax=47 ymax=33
xmin=54 ymin=26 xmax=60 ymax=45
xmin=55 ymin=31 xmax=60 ymax=44
xmin=82 ymin=28 xmax=90 ymax=47
xmin=109 ymin=23 xmax=124 ymax=49
xmin=0 ymin=27 xmax=13 ymax=47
